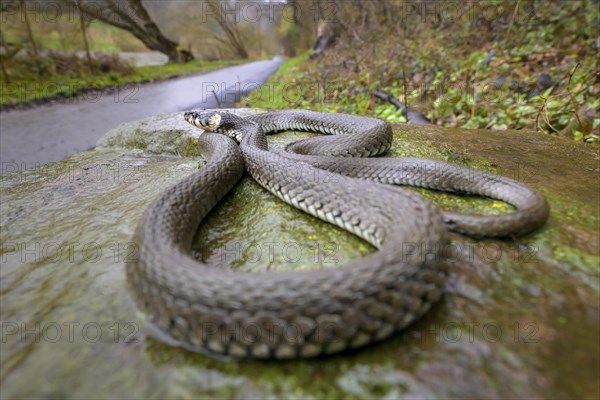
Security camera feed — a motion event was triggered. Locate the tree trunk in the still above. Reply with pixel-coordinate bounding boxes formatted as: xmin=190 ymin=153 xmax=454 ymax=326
xmin=76 ymin=1 xmax=94 ymax=72
xmin=126 ymin=0 xmax=193 ymax=62
xmin=65 ymin=0 xmax=193 ymax=63
xmin=310 ymin=19 xmax=339 ymax=59
xmin=280 ymin=0 xmax=299 ymax=57
xmin=20 ymin=0 xmax=38 ymax=56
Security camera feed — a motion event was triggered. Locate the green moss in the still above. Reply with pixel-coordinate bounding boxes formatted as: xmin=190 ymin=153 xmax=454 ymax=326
xmin=193 ymin=130 xmax=374 ymax=273
xmin=176 ymin=137 xmax=201 ymax=158
xmin=130 ymin=128 xmax=150 ymax=149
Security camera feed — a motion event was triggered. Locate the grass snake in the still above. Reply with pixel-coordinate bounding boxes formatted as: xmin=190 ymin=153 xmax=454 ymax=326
xmin=126 ymin=110 xmax=549 ymax=359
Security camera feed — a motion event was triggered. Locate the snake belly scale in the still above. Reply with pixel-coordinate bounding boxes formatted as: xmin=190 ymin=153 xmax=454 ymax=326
xmin=125 ymin=110 xmax=549 ymax=359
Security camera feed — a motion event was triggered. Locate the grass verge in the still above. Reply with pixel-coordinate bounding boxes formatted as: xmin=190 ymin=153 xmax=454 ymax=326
xmin=0 ymin=57 xmax=249 ymax=110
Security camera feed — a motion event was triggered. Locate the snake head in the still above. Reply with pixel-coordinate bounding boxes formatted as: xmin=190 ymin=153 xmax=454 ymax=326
xmin=184 ymin=111 xmax=224 ymax=132
xmin=184 ymin=110 xmax=249 ymax=143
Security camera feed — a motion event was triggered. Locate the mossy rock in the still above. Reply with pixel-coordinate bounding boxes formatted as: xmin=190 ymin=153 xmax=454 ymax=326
xmin=1 ymin=109 xmax=597 ymax=399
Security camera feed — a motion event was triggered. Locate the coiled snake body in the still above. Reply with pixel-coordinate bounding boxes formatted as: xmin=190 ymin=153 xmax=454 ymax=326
xmin=126 ymin=110 xmax=549 ymax=359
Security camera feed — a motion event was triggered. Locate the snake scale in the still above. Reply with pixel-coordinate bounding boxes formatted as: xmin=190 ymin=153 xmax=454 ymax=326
xmin=126 ymin=110 xmax=549 ymax=359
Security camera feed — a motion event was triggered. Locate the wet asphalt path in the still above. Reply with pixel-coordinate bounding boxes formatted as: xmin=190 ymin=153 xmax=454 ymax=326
xmin=0 ymin=57 xmax=283 ymax=171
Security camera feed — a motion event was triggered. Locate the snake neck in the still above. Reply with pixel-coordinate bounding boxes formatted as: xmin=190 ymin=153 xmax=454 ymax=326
xmin=239 ymin=124 xmax=269 ymax=151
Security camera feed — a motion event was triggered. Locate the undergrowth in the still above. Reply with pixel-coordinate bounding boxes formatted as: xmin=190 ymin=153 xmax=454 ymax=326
xmin=243 ymin=1 xmax=599 ymax=142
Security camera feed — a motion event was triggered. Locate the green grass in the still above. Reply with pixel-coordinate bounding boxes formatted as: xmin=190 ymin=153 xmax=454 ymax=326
xmin=240 ymin=51 xmax=310 ymax=110
xmin=0 ymin=58 xmax=248 ymax=108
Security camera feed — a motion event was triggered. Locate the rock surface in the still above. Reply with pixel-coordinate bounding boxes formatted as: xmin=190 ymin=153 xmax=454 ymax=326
xmin=1 ymin=109 xmax=598 ymax=399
